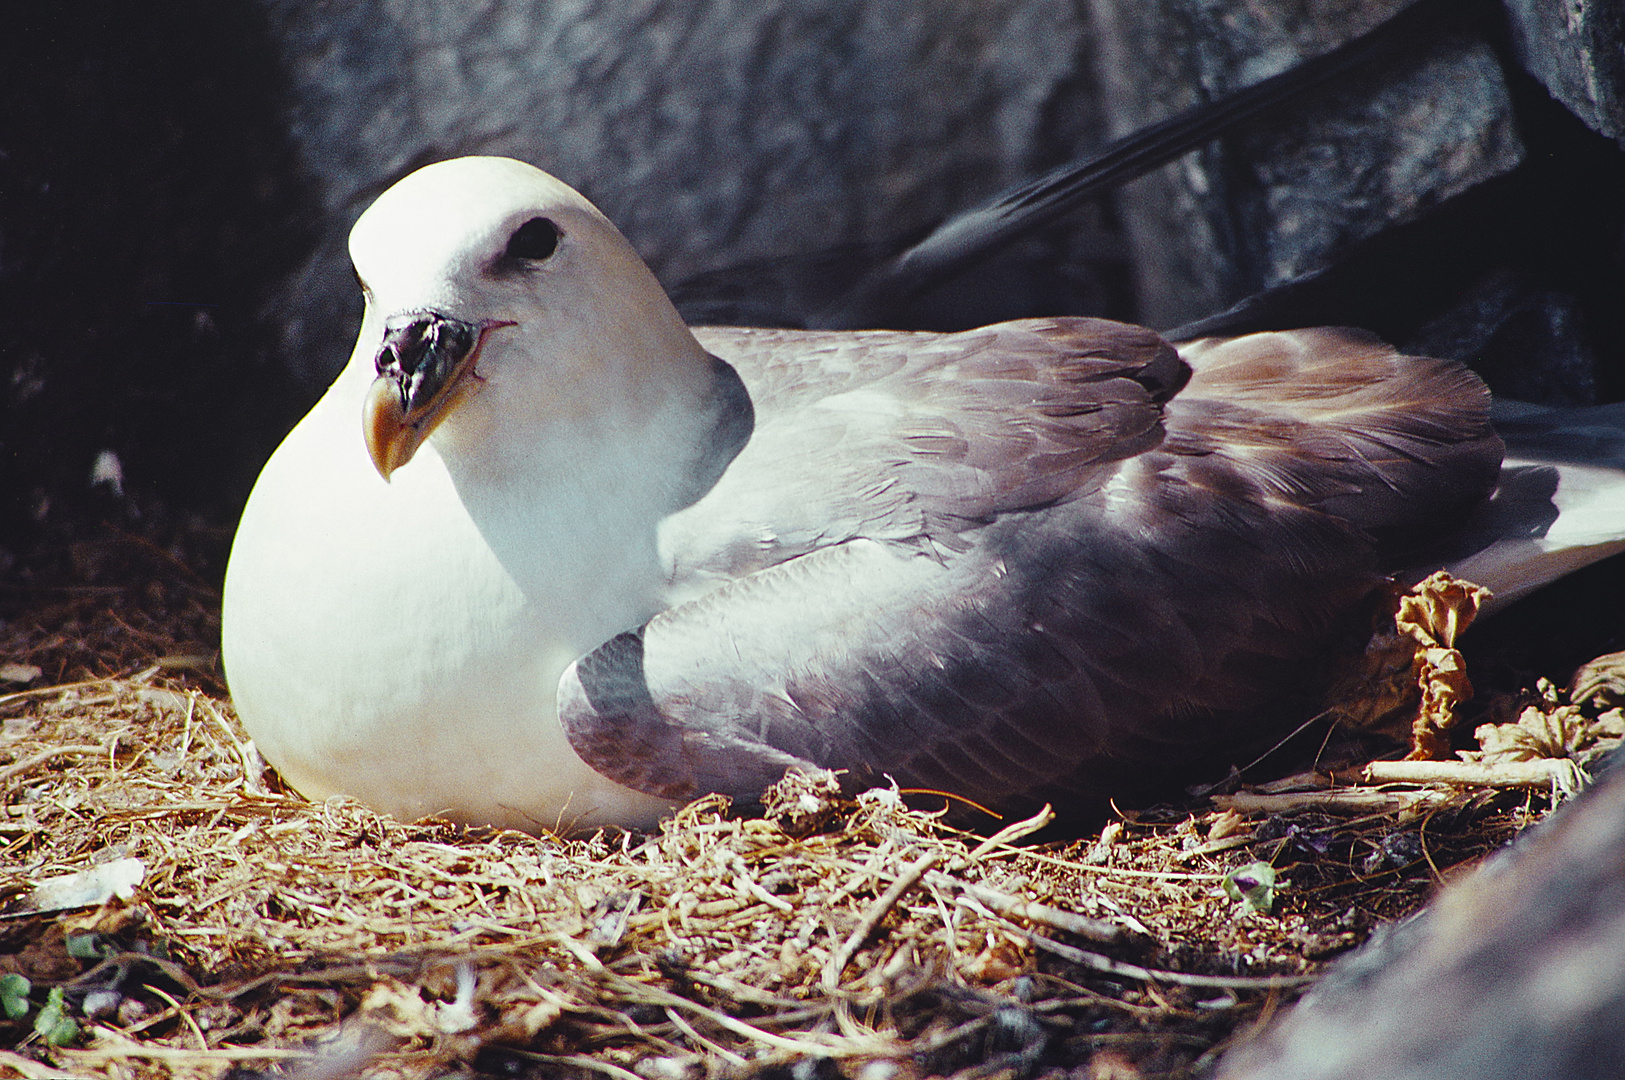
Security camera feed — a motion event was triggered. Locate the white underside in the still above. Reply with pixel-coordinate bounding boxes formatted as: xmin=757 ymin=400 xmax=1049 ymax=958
xmin=222 ymin=371 xmax=677 ymax=832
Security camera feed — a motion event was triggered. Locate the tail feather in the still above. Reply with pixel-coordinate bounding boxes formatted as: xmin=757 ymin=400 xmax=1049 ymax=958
xmin=1426 ymin=400 xmax=1625 ymax=611
xmin=1172 ymin=331 xmax=1625 ymax=614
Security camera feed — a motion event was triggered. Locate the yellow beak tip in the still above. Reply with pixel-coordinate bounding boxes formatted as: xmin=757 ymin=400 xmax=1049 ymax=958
xmin=363 ymin=377 xmax=414 ymax=481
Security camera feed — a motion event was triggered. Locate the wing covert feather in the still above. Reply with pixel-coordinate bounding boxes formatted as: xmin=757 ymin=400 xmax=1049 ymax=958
xmin=665 ymin=319 xmax=1184 ymax=584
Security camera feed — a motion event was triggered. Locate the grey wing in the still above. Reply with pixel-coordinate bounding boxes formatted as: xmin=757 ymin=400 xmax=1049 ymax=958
xmin=561 ymin=324 xmax=1503 ymax=812
xmin=667 ymin=318 xmax=1186 ymax=587
xmin=1429 ymin=398 xmax=1625 ymax=610
xmin=560 ymin=487 xmax=1371 ymax=812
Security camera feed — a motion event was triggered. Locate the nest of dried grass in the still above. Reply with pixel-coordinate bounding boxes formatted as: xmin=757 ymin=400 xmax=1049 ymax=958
xmin=0 ymin=534 xmax=1610 ymax=1080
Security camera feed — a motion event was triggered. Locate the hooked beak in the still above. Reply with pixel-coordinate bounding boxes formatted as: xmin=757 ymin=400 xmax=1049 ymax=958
xmin=362 ymin=314 xmax=515 ymax=480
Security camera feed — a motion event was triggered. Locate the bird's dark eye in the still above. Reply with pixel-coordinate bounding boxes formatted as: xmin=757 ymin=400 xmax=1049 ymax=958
xmin=505 ymin=217 xmax=560 ymax=261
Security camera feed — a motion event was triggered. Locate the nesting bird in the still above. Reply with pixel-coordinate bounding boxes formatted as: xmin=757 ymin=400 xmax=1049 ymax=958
xmin=223 ymin=156 xmax=1617 ymax=833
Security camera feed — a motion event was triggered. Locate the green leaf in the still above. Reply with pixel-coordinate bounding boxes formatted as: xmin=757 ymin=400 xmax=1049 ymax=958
xmin=0 ymin=973 xmax=30 ymax=1020
xmin=33 ymin=987 xmax=79 ymax=1047
xmin=65 ymin=934 xmax=106 ymax=960
xmin=43 ymin=1014 xmax=80 ymax=1046
xmin=1223 ymin=862 xmax=1278 ymax=915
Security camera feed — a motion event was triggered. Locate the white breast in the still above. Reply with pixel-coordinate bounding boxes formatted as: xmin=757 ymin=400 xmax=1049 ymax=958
xmin=222 ymin=374 xmax=675 ymax=832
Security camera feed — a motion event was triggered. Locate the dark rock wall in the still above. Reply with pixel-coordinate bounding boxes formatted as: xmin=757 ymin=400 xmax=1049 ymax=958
xmin=1 ymin=0 xmax=1110 ymax=557
xmin=1086 ymin=0 xmax=1524 ymax=329
xmin=1 ymin=0 xmax=1621 ymax=561
xmin=1504 ymin=0 xmax=1625 ymax=144
xmin=256 ymin=0 xmax=1108 ymax=384
xmin=0 ymin=4 xmax=318 ymax=557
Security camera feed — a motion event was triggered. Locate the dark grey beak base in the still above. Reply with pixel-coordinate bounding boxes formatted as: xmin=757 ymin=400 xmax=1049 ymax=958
xmin=374 ymin=313 xmax=480 ymax=413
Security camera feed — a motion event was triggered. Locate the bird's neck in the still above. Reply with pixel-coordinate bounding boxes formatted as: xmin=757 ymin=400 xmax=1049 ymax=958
xmin=432 ymin=353 xmax=753 ymax=652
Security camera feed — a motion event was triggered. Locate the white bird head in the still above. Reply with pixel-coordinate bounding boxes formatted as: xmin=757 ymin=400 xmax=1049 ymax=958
xmin=347 ymin=156 xmax=713 ymax=481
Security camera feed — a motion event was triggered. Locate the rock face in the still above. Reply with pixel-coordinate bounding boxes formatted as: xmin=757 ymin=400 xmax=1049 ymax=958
xmin=1085 ymin=0 xmax=1525 ymax=329
xmin=1504 ymin=0 xmax=1625 ymax=145
xmin=256 ymin=0 xmax=1111 ymax=384
xmin=3 ymin=0 xmax=1621 ymax=555
xmin=3 ymin=0 xmax=1116 ymax=551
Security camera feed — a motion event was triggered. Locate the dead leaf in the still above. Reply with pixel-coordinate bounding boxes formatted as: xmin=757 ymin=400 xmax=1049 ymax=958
xmin=1571 ymin=650 xmax=1625 ymax=709
xmin=1473 ymin=706 xmax=1583 ymax=763
xmin=359 ymin=976 xmax=439 ymax=1040
xmin=1467 ymin=703 xmax=1623 ymax=770
xmin=962 ymin=931 xmax=1028 ymax=984
xmin=1410 ymin=645 xmax=1475 ymax=760
xmin=1089 ymin=1050 xmax=1144 ymax=1080
xmin=489 ymin=996 xmax=564 ymax=1042
xmin=763 ymin=768 xmax=847 ymax=836
xmin=1399 ymin=572 xmax=1491 ymax=759
xmin=1320 ymin=573 xmax=1491 ymax=753
xmin=0 ymin=664 xmax=42 ymax=685
xmin=1395 ymin=572 xmax=1491 ymax=649
xmin=1207 ymin=809 xmax=1249 ymax=842
xmin=11 ymin=858 xmax=145 ymax=915
xmin=1319 ymin=601 xmax=1420 ymax=735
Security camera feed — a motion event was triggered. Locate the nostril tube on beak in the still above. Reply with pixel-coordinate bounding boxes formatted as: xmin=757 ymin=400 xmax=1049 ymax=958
xmin=375 ymin=314 xmax=481 ymax=413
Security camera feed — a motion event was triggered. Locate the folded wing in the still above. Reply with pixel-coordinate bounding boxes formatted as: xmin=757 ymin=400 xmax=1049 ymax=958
xmin=562 ymin=321 xmax=1503 ymax=811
